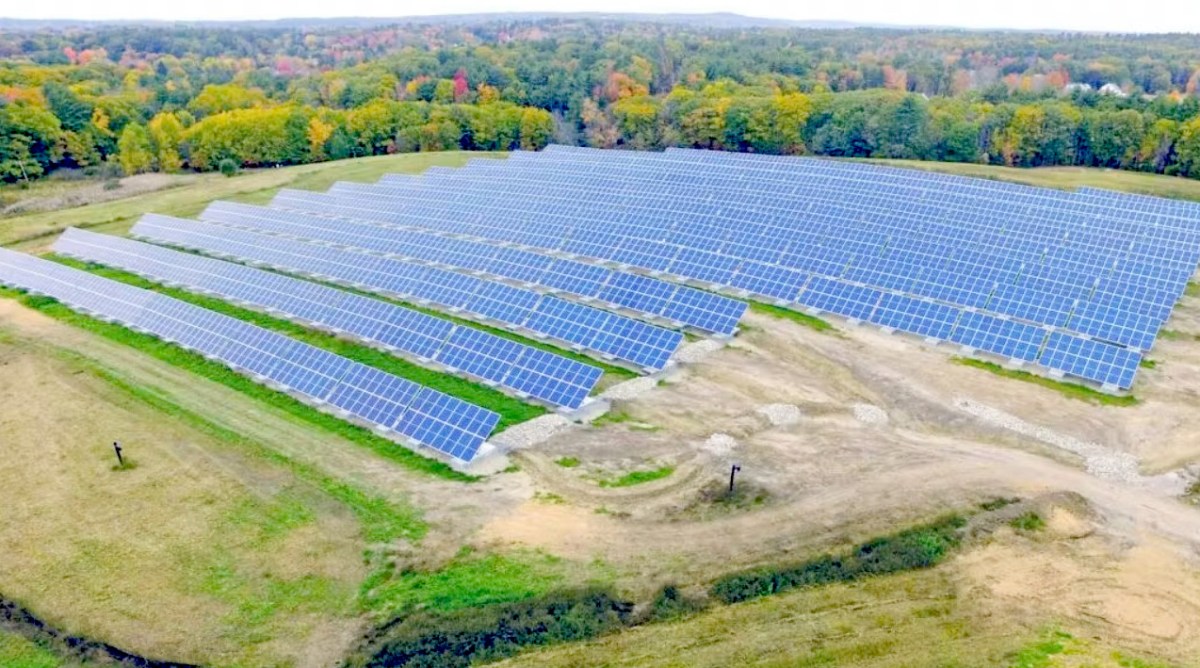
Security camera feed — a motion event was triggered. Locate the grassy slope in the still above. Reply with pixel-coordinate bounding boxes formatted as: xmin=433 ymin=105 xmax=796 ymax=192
xmin=496 ymin=566 xmax=1171 ymax=668
xmin=0 ymin=152 xmax=502 ymax=247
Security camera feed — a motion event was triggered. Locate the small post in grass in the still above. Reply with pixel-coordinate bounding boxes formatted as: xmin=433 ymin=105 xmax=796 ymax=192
xmin=728 ymin=463 xmax=741 ymax=494
xmin=113 ymin=441 xmax=124 ymax=468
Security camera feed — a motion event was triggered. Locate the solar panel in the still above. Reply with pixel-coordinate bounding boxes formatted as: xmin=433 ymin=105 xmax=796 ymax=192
xmin=0 ymin=247 xmax=499 ymax=461
xmin=130 ymin=214 xmax=683 ymax=372
xmin=51 ymin=228 xmax=603 ymax=409
xmin=355 ymin=146 xmax=1190 ymax=386
xmin=200 ymin=200 xmax=746 ymax=335
xmin=330 ymin=148 xmax=1190 ymax=389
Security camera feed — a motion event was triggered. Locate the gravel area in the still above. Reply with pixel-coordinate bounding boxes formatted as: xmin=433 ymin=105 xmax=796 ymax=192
xmin=673 ymin=338 xmax=726 ymax=364
xmin=756 ymin=403 xmax=802 ymax=427
xmin=852 ymin=403 xmax=889 ymax=425
xmin=600 ymin=376 xmax=660 ymax=401
xmin=490 ymin=414 xmax=573 ymax=450
xmin=954 ymin=398 xmax=1190 ymax=494
xmin=699 ymin=433 xmax=738 ymax=457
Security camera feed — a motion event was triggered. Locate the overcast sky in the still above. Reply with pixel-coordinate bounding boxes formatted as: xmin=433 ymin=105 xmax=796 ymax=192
xmin=5 ymin=0 xmax=1198 ymax=33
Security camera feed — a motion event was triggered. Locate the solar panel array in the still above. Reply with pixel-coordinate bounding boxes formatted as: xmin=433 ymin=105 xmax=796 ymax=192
xmin=0 ymin=247 xmax=499 ymax=461
xmin=130 ymin=214 xmax=683 ymax=372
xmin=261 ymin=147 xmax=1200 ymax=390
xmin=52 ymin=227 xmax=603 ymax=409
xmin=199 ymin=200 xmax=746 ymax=335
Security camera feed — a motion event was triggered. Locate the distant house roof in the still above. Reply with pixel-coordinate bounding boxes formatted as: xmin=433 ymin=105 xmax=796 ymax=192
xmin=1098 ymin=83 xmax=1127 ymax=97
xmin=1063 ymin=82 xmax=1092 ymax=92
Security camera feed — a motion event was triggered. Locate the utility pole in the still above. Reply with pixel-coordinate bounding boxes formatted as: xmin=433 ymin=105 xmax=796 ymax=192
xmin=113 ymin=441 xmax=124 ymax=467
xmin=729 ymin=464 xmax=741 ymax=494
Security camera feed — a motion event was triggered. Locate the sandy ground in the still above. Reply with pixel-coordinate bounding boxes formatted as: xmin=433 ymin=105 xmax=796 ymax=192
xmin=5 ymin=272 xmax=1200 ymax=663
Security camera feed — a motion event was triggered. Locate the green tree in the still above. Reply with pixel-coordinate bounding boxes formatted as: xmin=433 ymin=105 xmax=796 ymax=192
xmin=147 ymin=111 xmax=184 ymax=172
xmin=117 ymin=122 xmax=153 ymax=175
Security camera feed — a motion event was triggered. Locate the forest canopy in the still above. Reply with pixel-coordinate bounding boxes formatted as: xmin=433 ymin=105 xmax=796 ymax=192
xmin=2 ymin=17 xmax=1200 ymax=182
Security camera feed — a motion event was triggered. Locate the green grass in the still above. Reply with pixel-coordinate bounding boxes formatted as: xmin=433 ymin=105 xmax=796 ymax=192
xmin=1006 ymin=629 xmax=1074 ymax=668
xmin=1009 ymin=511 xmax=1046 ymax=533
xmin=1 ymin=152 xmax=504 ymax=247
xmin=49 ymin=255 xmax=546 ymax=429
xmin=555 ymin=456 xmax=581 ymax=468
xmin=748 ymin=301 xmax=835 ymax=333
xmin=0 ymin=631 xmax=61 ymax=668
xmin=591 ymin=410 xmax=659 ymax=431
xmin=597 ymin=465 xmax=675 ymax=488
xmin=0 ymin=286 xmax=475 ymax=484
xmin=358 ymin=548 xmax=568 ymax=617
xmin=1140 ymin=358 xmax=1158 ymax=369
xmin=953 ymin=357 xmax=1138 ymax=407
xmin=1186 ymin=282 xmax=1200 ymax=298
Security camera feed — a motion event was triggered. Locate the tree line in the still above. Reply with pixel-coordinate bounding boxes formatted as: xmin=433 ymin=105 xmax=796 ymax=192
xmin=3 ymin=17 xmax=1200 ymax=182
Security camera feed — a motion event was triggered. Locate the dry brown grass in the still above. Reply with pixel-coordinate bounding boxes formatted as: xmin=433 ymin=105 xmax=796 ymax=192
xmin=0 ymin=327 xmax=367 ymax=667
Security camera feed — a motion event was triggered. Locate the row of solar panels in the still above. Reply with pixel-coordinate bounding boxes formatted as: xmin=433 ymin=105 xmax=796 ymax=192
xmin=132 ymin=214 xmax=685 ymax=371
xmin=270 ymin=174 xmax=1167 ymax=355
xmin=52 ymin=228 xmax=603 ymax=410
xmin=466 ymin=151 xmax=1197 ymax=286
xmin=503 ymin=147 xmax=1200 ymax=266
xmin=199 ymin=200 xmax=746 ymax=335
xmin=342 ymin=175 xmax=1178 ymax=348
xmin=255 ymin=148 xmax=1199 ymax=388
xmin=650 ymin=146 xmax=1200 ymax=241
xmin=0 ymin=248 xmax=499 ymax=461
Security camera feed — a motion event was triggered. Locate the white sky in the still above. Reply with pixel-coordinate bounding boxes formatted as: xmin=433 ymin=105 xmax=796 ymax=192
xmin=5 ymin=0 xmax=1198 ymax=33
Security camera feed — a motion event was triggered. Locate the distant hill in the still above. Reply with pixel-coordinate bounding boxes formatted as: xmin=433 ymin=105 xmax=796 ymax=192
xmin=0 ymin=12 xmax=935 ymax=32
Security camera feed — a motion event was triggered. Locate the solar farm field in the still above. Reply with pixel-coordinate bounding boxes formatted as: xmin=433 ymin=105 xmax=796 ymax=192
xmin=3 ymin=151 xmax=1200 ymax=668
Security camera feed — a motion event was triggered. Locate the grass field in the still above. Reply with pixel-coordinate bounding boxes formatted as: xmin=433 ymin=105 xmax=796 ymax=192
xmin=862 ymin=159 xmax=1200 ymax=202
xmin=0 ymin=152 xmax=502 ymax=247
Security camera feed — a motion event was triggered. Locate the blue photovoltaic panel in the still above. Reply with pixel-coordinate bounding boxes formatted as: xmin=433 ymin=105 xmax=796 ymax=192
xmin=0 ymin=247 xmax=499 ymax=461
xmin=131 ymin=214 xmax=682 ymax=371
xmin=51 ymin=227 xmax=602 ymax=409
xmin=202 ymin=200 xmax=746 ymax=335
xmin=335 ymin=147 xmax=1200 ymax=389
xmin=1039 ymin=332 xmax=1141 ymax=390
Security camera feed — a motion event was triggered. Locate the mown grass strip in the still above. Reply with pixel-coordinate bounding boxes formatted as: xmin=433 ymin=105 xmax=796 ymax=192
xmin=48 ymin=255 xmax=545 ymax=429
xmin=0 ymin=287 xmax=476 ymax=483
xmin=748 ymin=301 xmax=835 ymax=333
xmin=28 ymin=336 xmax=430 ymax=542
xmin=952 ymin=357 xmax=1138 ymax=407
xmin=709 ymin=514 xmax=966 ymax=604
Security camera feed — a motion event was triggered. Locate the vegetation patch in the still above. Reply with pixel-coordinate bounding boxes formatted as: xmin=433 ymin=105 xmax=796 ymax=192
xmin=978 ymin=497 xmax=1022 ymax=512
xmin=50 ymin=255 xmax=545 ymax=429
xmin=0 ymin=286 xmax=475 ymax=483
xmin=1005 ymin=629 xmax=1075 ymax=668
xmin=554 ymin=456 xmax=581 ymax=468
xmin=748 ymin=301 xmax=835 ymax=333
xmin=953 ymin=357 xmax=1138 ymax=407
xmin=1009 ymin=511 xmax=1047 ymax=533
xmin=349 ymin=589 xmax=633 ymax=668
xmin=709 ymin=514 xmax=967 ymax=604
xmin=0 ymin=631 xmax=60 ymax=668
xmin=358 ymin=548 xmax=568 ymax=618
xmin=597 ymin=465 xmax=675 ymax=488
xmin=1139 ymin=358 xmax=1158 ymax=369
xmin=591 ymin=410 xmax=658 ymax=431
